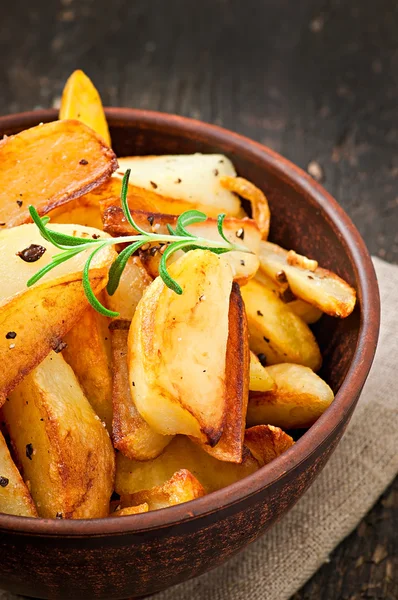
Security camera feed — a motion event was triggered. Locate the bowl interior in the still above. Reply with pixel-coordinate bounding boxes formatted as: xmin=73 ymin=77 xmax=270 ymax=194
xmin=0 ymin=109 xmax=379 ymax=535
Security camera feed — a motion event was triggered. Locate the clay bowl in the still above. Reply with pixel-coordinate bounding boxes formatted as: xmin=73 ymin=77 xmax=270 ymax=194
xmin=0 ymin=109 xmax=379 ymax=600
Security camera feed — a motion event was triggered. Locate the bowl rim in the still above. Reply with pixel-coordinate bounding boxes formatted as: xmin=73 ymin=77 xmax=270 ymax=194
xmin=0 ymin=108 xmax=380 ymax=537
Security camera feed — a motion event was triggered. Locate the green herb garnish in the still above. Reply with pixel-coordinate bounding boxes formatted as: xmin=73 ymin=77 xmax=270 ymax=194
xmin=27 ymin=169 xmax=250 ymax=317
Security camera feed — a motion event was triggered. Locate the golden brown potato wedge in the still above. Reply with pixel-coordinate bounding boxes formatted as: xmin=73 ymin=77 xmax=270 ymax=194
xmin=0 ymin=430 xmax=38 ymax=517
xmin=249 ymin=352 xmax=276 ymax=392
xmin=121 ymin=469 xmax=206 ymax=511
xmin=259 ymin=241 xmax=356 ymax=318
xmin=247 ymin=363 xmax=335 ymax=429
xmin=3 ymin=351 xmax=115 ymax=519
xmin=244 ymin=425 xmax=294 ymax=465
xmin=111 ymin=503 xmax=149 ymax=517
xmin=116 ymin=435 xmax=259 ymax=495
xmin=113 ymin=154 xmax=241 ymax=217
xmin=240 ymin=278 xmax=322 ymax=370
xmin=0 ymin=120 xmax=117 ymax=228
xmin=107 ymin=257 xmax=172 ymax=460
xmin=101 ymin=207 xmax=260 ymax=285
xmin=63 ymin=303 xmax=113 ymax=431
xmin=197 ymin=282 xmax=249 ymax=463
xmin=111 ymin=327 xmax=173 ymax=460
xmin=220 ymin=176 xmax=270 ymax=239
xmin=59 ymin=70 xmax=111 ymax=146
xmin=254 ymin=269 xmax=323 ymax=324
xmin=128 ymin=250 xmax=233 ymax=444
xmin=0 ymin=224 xmax=116 ymax=403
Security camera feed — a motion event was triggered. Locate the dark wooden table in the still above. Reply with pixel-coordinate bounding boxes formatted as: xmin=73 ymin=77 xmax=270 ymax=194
xmin=0 ymin=1 xmax=397 ymax=598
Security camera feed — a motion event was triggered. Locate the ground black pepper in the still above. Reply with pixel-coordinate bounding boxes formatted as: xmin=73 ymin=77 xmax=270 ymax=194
xmin=276 ymin=270 xmax=288 ymax=283
xmin=147 ymin=215 xmax=155 ymax=226
xmin=5 ymin=332 xmax=16 ymax=339
xmin=79 ymin=159 xmax=88 ymax=165
xmin=0 ymin=476 xmax=9 ymax=487
xmin=26 ymin=443 xmax=33 ymax=460
xmin=263 ymin=336 xmax=270 ymax=343
xmin=257 ymin=310 xmax=263 ymax=316
xmin=16 ymin=200 xmax=23 ymax=207
xmin=150 ymin=181 xmax=158 ymax=189
xmin=53 ymin=340 xmax=67 ymax=353
xmin=236 ymin=228 xmax=245 ymax=240
xmin=258 ymin=353 xmax=267 ymax=366
xmin=17 ymin=244 xmax=46 ymax=263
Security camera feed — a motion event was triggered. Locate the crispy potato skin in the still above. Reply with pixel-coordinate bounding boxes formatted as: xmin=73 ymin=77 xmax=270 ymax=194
xmin=121 ymin=469 xmax=206 ymax=511
xmin=219 ymin=176 xmax=270 ymax=239
xmin=0 ymin=120 xmax=117 ymax=228
xmin=116 ymin=435 xmax=260 ymax=495
xmin=241 ymin=278 xmax=322 ymax=371
xmin=59 ymin=70 xmax=111 ymax=146
xmin=4 ymin=352 xmax=115 ymax=519
xmin=111 ymin=328 xmax=173 ymax=460
xmin=198 ymin=283 xmax=250 ymax=463
xmin=0 ymin=431 xmax=37 ymax=517
xmin=128 ymin=250 xmax=233 ymax=444
xmin=247 ymin=363 xmax=334 ymax=429
xmin=244 ymin=425 xmax=294 ymax=466
xmin=63 ymin=305 xmax=113 ymax=431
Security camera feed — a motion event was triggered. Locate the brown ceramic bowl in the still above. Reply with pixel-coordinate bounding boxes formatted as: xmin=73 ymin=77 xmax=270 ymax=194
xmin=0 ymin=109 xmax=379 ymax=600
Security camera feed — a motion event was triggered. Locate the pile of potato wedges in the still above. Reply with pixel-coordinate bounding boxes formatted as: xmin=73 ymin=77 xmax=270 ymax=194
xmin=0 ymin=71 xmax=356 ymax=519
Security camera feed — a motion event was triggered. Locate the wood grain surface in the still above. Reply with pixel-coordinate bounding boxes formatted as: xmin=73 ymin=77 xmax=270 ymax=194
xmin=0 ymin=1 xmax=396 ymax=598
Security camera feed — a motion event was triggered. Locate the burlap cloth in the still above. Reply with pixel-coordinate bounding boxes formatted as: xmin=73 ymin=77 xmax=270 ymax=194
xmin=1 ymin=258 xmax=397 ymax=600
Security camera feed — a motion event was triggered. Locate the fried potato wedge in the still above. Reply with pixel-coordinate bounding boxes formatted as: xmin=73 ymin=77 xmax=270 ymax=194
xmin=116 ymin=435 xmax=259 ymax=495
xmin=63 ymin=304 xmax=113 ymax=431
xmin=128 ymin=250 xmax=233 ymax=444
xmin=220 ymin=176 xmax=270 ymax=239
xmin=244 ymin=425 xmax=294 ymax=465
xmin=4 ymin=352 xmax=115 ymax=519
xmin=0 ymin=120 xmax=117 ymax=228
xmin=0 ymin=224 xmax=116 ymax=403
xmin=111 ymin=503 xmax=149 ymax=517
xmin=121 ymin=469 xmax=206 ymax=511
xmin=114 ymin=154 xmax=241 ymax=217
xmin=59 ymin=69 xmax=111 ymax=146
xmin=197 ymin=283 xmax=249 ymax=463
xmin=105 ymin=257 xmax=153 ymax=321
xmin=247 ymin=363 xmax=335 ymax=429
xmin=107 ymin=257 xmax=172 ymax=460
xmin=241 ymin=278 xmax=322 ymax=370
xmin=102 ymin=207 xmax=260 ymax=285
xmin=259 ymin=241 xmax=356 ymax=318
xmin=111 ymin=327 xmax=173 ymax=460
xmin=249 ymin=352 xmax=276 ymax=392
xmin=0 ymin=431 xmax=37 ymax=517
xmin=254 ymin=269 xmax=323 ymax=324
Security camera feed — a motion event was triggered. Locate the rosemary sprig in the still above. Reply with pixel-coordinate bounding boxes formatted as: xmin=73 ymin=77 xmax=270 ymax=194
xmin=27 ymin=169 xmax=250 ymax=317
